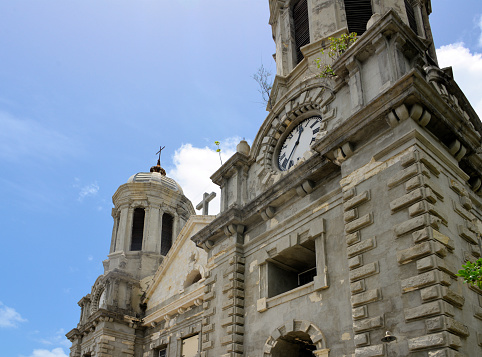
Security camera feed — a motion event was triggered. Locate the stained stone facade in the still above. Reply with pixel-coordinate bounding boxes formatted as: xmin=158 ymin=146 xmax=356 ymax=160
xmin=67 ymin=1 xmax=482 ymax=356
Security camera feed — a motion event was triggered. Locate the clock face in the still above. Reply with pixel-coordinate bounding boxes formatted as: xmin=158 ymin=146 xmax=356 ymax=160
xmin=278 ymin=116 xmax=322 ymax=171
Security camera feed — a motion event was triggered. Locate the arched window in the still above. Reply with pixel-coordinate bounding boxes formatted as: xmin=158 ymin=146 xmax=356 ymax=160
xmin=292 ymin=0 xmax=310 ymax=65
xmin=343 ymin=0 xmax=373 ymax=36
xmin=130 ymin=208 xmax=145 ymax=251
xmin=161 ymin=213 xmax=174 ymax=255
xmin=184 ymin=269 xmax=202 ymax=288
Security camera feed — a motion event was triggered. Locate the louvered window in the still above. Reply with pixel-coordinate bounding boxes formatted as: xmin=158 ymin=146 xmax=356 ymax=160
xmin=404 ymin=0 xmax=418 ymax=34
xmin=293 ymin=0 xmax=310 ymax=64
xmin=343 ymin=0 xmax=373 ymax=36
xmin=161 ymin=213 xmax=173 ymax=255
xmin=130 ymin=208 xmax=145 ymax=251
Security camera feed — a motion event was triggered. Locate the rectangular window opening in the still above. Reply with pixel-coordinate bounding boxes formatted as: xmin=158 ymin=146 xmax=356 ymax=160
xmin=158 ymin=347 xmax=167 ymax=357
xmin=181 ymin=334 xmax=199 ymax=357
xmin=404 ymin=0 xmax=418 ymax=34
xmin=343 ymin=0 xmax=373 ymax=36
xmin=267 ymin=242 xmax=317 ymax=298
xmin=130 ymin=208 xmax=145 ymax=251
xmin=293 ymin=0 xmax=310 ymax=64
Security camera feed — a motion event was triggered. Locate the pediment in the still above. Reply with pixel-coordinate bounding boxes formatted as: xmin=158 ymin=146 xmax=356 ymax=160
xmin=144 ymin=215 xmax=213 ymax=314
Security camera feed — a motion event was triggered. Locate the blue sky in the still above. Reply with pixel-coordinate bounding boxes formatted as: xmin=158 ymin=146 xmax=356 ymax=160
xmin=1 ymin=1 xmax=482 ymax=356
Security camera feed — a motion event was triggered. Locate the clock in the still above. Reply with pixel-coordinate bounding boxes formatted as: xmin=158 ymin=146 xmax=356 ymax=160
xmin=278 ymin=116 xmax=322 ymax=171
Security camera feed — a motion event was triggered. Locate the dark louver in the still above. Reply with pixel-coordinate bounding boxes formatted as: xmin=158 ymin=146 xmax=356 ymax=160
xmin=293 ymin=0 xmax=310 ymax=64
xmin=130 ymin=208 xmax=145 ymax=251
xmin=161 ymin=213 xmax=173 ymax=256
xmin=404 ymin=0 xmax=418 ymax=34
xmin=343 ymin=0 xmax=373 ymax=36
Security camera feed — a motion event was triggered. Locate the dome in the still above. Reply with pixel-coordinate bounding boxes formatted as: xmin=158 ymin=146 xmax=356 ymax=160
xmin=127 ymin=172 xmax=183 ymax=194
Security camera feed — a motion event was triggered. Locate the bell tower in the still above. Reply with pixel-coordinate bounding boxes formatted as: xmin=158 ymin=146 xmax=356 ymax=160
xmin=67 ymin=159 xmax=195 ymax=357
xmin=269 ymin=0 xmax=436 ymax=78
xmin=105 ymin=160 xmax=194 ymax=280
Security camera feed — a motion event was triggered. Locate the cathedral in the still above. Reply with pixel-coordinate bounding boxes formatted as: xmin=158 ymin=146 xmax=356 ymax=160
xmin=67 ymin=1 xmax=482 ymax=356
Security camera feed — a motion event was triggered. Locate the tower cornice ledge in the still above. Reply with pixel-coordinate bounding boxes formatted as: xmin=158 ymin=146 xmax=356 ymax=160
xmin=210 ymin=152 xmax=251 ymax=186
xmin=192 ymin=154 xmax=338 ymax=247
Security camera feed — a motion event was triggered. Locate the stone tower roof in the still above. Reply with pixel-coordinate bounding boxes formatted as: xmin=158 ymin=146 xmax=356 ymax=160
xmin=127 ymin=172 xmax=183 ymax=194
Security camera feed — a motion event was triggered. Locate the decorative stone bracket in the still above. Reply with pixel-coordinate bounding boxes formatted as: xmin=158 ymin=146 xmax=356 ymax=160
xmin=332 ymin=142 xmax=354 ymax=165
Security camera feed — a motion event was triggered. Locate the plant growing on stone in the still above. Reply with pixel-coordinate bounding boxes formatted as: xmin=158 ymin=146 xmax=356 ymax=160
xmin=214 ymin=141 xmax=222 ymax=165
xmin=457 ymin=258 xmax=482 ymax=289
xmin=316 ymin=32 xmax=358 ymax=78
xmin=253 ymin=64 xmax=274 ymax=110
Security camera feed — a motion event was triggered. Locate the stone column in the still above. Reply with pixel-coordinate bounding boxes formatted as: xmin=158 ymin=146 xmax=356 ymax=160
xmin=145 ymin=205 xmax=160 ymax=252
xmin=110 ymin=208 xmax=120 ymax=253
xmin=173 ymin=211 xmax=179 ymax=242
xmin=116 ymin=204 xmax=130 ymax=253
xmin=412 ymin=0 xmax=425 ymax=38
xmin=123 ymin=206 xmax=134 ymax=252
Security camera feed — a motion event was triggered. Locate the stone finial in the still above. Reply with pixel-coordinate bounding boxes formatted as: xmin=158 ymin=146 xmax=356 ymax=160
xmin=150 ymin=146 xmax=167 ymax=175
xmin=150 ymin=159 xmax=166 ymax=176
xmin=237 ymin=139 xmax=250 ymax=156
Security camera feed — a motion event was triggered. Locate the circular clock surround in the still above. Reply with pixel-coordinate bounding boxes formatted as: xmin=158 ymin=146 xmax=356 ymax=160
xmin=277 ymin=115 xmax=323 ymax=171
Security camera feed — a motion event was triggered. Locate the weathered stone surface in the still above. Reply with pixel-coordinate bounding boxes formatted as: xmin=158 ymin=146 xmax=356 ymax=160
xmin=408 ymin=332 xmax=461 ymax=351
xmin=427 ymin=348 xmax=465 ymax=357
xmin=353 ymin=316 xmax=383 ymax=332
xmin=416 ymin=256 xmax=457 ymax=277
xmin=344 ymin=191 xmax=370 ymax=211
xmin=344 ymin=209 xmax=358 ymax=222
xmin=354 ymin=333 xmax=370 ymax=347
xmin=352 ymin=306 xmax=368 ymax=320
xmin=346 ymin=231 xmax=361 ymax=246
xmin=349 ymin=255 xmax=363 ymax=269
xmin=350 ymin=262 xmax=378 ymax=282
xmin=412 ymin=227 xmax=454 ymax=250
xmin=404 ymin=301 xmax=454 ymax=321
xmin=387 ymin=163 xmax=430 ymax=188
xmin=351 ymin=289 xmax=380 ymax=307
xmin=401 ymin=270 xmax=452 ymax=293
xmin=457 ymin=224 xmax=477 ymax=244
xmin=346 ymin=214 xmax=374 ymax=234
xmin=425 ymin=316 xmax=469 ymax=337
xmin=347 ymin=237 xmax=376 ymax=258
xmin=390 ymin=187 xmax=436 ymax=212
xmin=397 ymin=241 xmax=433 ymax=264
xmin=394 ymin=214 xmax=440 ymax=237
xmin=405 ymin=175 xmax=443 ymax=199
xmin=354 ymin=344 xmax=384 ymax=357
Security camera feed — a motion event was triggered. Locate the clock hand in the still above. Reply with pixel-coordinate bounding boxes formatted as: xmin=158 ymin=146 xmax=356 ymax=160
xmin=286 ymin=125 xmax=304 ymax=164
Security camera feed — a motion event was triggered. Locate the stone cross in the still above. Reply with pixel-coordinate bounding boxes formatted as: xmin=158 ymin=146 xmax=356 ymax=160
xmin=196 ymin=192 xmax=216 ymax=215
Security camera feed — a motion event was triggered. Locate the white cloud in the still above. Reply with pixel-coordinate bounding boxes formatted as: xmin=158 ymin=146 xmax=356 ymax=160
xmin=0 ymin=301 xmax=27 ymax=328
xmin=73 ymin=178 xmax=100 ymax=202
xmin=168 ymin=138 xmax=240 ymax=215
xmin=24 ymin=348 xmax=68 ymax=357
xmin=437 ymin=43 xmax=482 ymax=118
xmin=35 ymin=328 xmax=71 ymax=349
xmin=0 ymin=111 xmax=77 ymax=162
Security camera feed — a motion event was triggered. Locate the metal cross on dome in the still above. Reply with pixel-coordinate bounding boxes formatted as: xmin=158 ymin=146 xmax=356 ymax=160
xmin=196 ymin=192 xmax=216 ymax=215
xmin=156 ymin=146 xmax=165 ymax=163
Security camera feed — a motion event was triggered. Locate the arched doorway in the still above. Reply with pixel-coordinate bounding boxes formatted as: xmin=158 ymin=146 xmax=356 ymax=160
xmin=264 ymin=320 xmax=329 ymax=357
xmin=271 ymin=331 xmax=316 ymax=357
